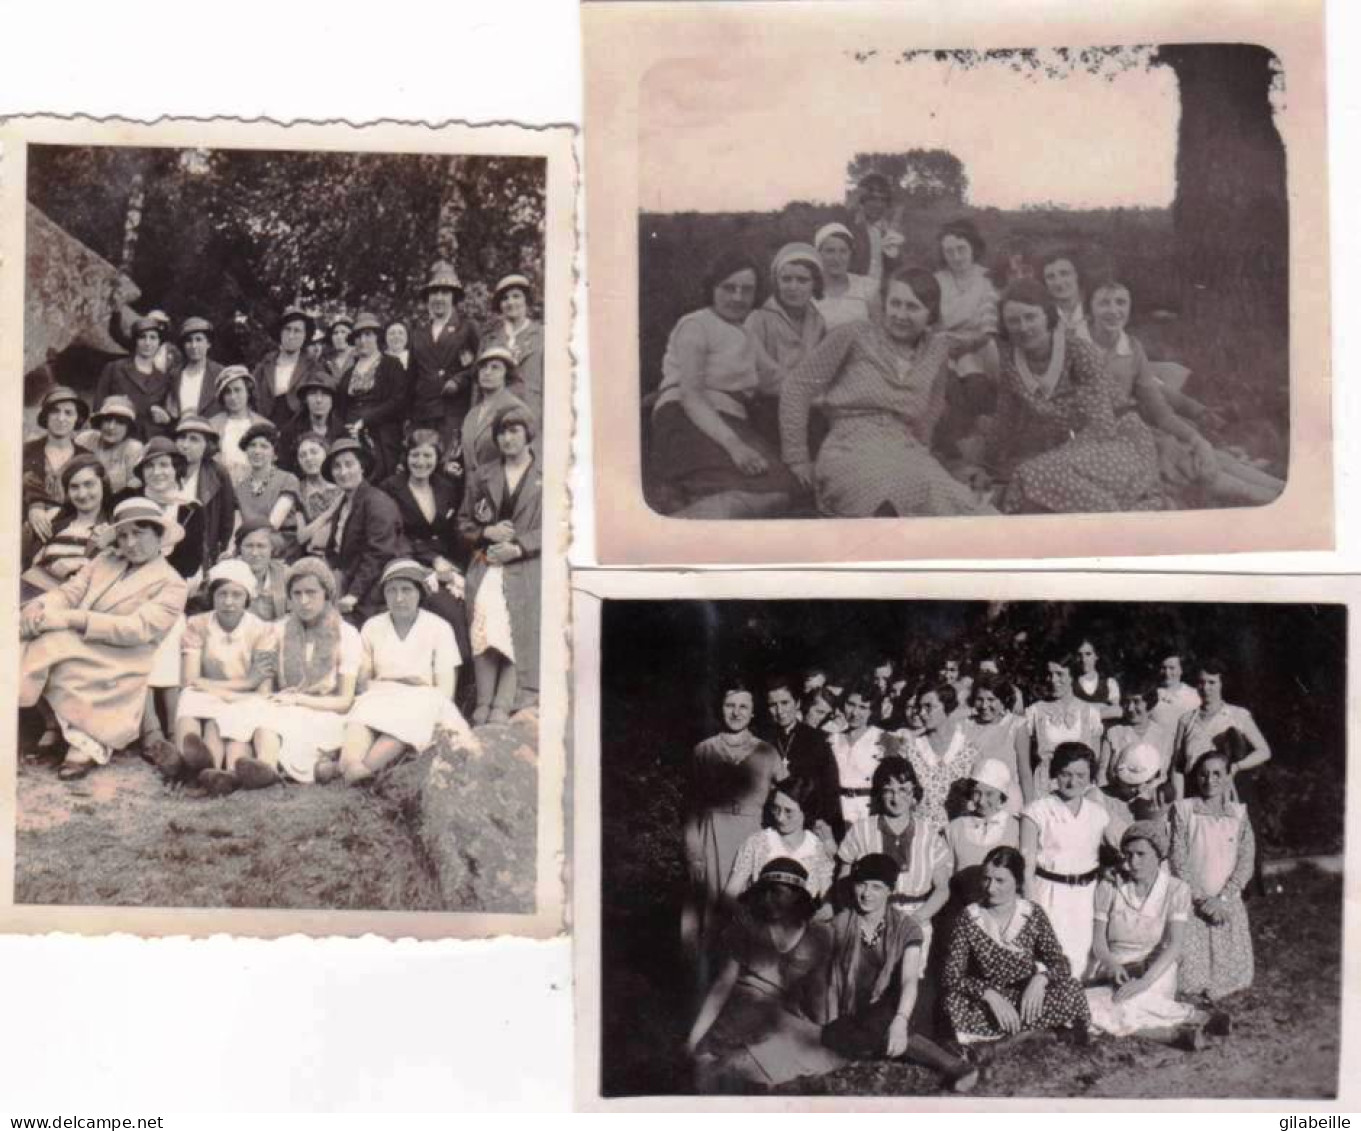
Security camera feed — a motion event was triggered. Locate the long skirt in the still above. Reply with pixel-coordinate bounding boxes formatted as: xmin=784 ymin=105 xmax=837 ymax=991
xmin=176 ymin=687 xmax=238 ymax=726
xmin=1029 ymin=874 xmax=1098 ymax=978
xmin=1178 ymin=895 xmax=1254 ymax=1001
xmin=682 ymin=807 xmax=763 ymax=987
xmin=945 ymin=972 xmax=1089 ymax=1043
xmin=347 ymin=681 xmax=473 ymax=750
xmin=650 ymin=401 xmax=798 ymax=509
xmin=218 ymin=698 xmax=347 ymax=784
xmin=1002 ymin=416 xmax=1162 ymax=515
xmin=698 ymin=988 xmax=846 ymax=1089
xmin=147 ymin=617 xmax=186 ymax=690
xmin=815 ymin=415 xmax=993 ymax=519
xmin=1086 ymin=955 xmax=1202 ymax=1036
xmin=471 ymin=565 xmax=516 ymax=661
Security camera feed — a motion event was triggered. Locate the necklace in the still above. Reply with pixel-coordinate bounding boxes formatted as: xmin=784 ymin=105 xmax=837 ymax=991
xmin=248 ymin=468 xmax=275 ymax=497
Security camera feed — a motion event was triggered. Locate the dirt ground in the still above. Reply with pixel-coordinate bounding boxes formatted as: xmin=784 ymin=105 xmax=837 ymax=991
xmin=15 ymin=745 xmax=445 ymax=912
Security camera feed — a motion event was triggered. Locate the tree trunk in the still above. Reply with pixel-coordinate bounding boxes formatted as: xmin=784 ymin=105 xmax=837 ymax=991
xmin=436 ymin=155 xmax=467 ymax=265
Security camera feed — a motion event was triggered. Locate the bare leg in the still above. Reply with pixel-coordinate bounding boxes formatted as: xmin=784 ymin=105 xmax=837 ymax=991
xmin=202 ymin=721 xmax=226 ymax=768
xmin=490 ymin=659 xmax=518 ymax=722
xmin=354 ymin=735 xmax=409 ymax=783
xmin=224 ymin=740 xmax=253 ymax=771
xmin=253 ymin=731 xmax=282 ymax=771
xmin=472 ymin=653 xmax=499 ymax=724
xmin=140 ymin=689 xmax=164 ymax=744
xmin=339 ymin=723 xmax=375 ymax=781
xmin=161 ymin=688 xmax=181 ymax=736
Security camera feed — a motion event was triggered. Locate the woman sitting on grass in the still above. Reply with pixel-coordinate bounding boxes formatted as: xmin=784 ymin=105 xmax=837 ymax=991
xmin=211 ymin=558 xmax=361 ymax=793
xmin=942 ymin=845 xmax=1090 ymax=1045
xmin=1086 ymin=821 xmax=1226 ymax=1048
xmin=316 ymin=559 xmax=472 ymax=787
xmin=822 ymin=853 xmax=979 ymax=1092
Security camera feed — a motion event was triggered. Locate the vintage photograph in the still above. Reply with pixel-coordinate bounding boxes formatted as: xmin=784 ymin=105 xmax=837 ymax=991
xmin=585 ymin=1 xmax=1332 ymax=563
xmin=579 ymin=579 xmax=1347 ymax=1102
xmin=2 ymin=119 xmax=573 ymax=935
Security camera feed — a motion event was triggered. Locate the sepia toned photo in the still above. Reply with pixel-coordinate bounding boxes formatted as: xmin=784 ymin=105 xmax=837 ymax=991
xmin=572 ymin=572 xmax=1356 ymax=1109
xmin=0 ymin=117 xmax=573 ymax=938
xmin=584 ymin=0 xmax=1332 ymax=564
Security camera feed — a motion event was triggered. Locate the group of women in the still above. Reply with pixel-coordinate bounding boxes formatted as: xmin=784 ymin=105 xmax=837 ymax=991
xmin=648 ymin=209 xmax=1285 ymax=520
xmin=19 ymin=264 xmax=545 ymax=789
xmin=681 ymin=640 xmax=1268 ymax=1092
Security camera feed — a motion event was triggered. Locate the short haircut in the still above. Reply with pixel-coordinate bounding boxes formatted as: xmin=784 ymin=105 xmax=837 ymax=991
xmin=969 ymin=672 xmax=1015 ymax=708
xmin=765 ymin=775 xmax=819 ymax=824
xmin=938 ymin=218 xmax=987 ymax=264
xmin=996 ymin=278 xmax=1060 ymax=341
xmin=982 ymin=845 xmax=1025 ymax=888
xmin=870 ymin=755 xmax=923 ymax=806
xmin=1051 ymin=741 xmax=1097 ymax=778
xmin=701 ymin=250 xmax=763 ymax=310
xmin=885 ymin=265 xmax=942 ymax=326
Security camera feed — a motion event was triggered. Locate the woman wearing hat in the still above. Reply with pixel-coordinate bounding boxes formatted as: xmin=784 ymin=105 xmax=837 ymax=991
xmin=945 ymin=759 xmax=1023 ymax=893
xmin=812 ymin=223 xmax=881 ymax=330
xmin=457 ymin=405 xmax=541 ymax=722
xmin=322 ymin=559 xmax=472 ymax=787
xmin=335 ymin=312 xmax=409 ymax=483
xmin=484 ymin=274 xmax=544 ymax=420
xmin=323 ymin=314 xmax=356 ymax=382
xmin=23 ymin=386 xmax=89 ymax=552
xmin=94 ymin=315 xmax=175 ymax=434
xmin=21 ymin=454 xmax=113 ymax=606
xmin=232 ymin=422 xmax=301 ymax=541
xmin=278 ymin=371 xmax=347 ymax=476
xmin=76 ymin=395 xmax=145 ymax=495
xmin=215 ymin=558 xmax=362 ymax=789
xmin=165 ymin=316 xmax=222 ymax=423
xmin=19 ymin=498 xmax=188 ymax=780
xmin=1099 ymin=740 xmax=1165 ymax=824
xmin=1086 ymin=821 xmax=1218 ymax=1047
xmin=165 ymin=559 xmax=276 ymax=789
xmin=251 ymin=307 xmax=325 ymax=428
xmin=823 ymin=852 xmax=979 ymax=1092
xmin=324 ymin=437 xmax=409 ymax=625
xmin=409 ymin=261 xmax=482 ymax=447
xmin=174 ymin=414 xmax=238 ymax=568
xmin=460 ymin=345 xmax=534 ymax=480
xmin=209 ymin=365 xmax=271 ymax=483
xmin=743 ymin=244 xmax=828 ymax=446
xmin=685 ymin=858 xmax=843 ymax=1091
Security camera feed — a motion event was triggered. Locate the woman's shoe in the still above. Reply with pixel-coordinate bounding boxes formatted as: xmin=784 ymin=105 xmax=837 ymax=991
xmin=471 ymin=705 xmax=491 ymax=726
xmin=314 ymin=758 xmax=342 ymax=785
xmin=57 ymin=759 xmax=93 ymax=781
xmin=1175 ymin=1023 xmax=1207 ymax=1051
xmin=199 ymin=769 xmax=239 ymax=798
xmin=233 ymin=757 xmax=280 ymax=790
xmin=488 ymin=708 xmax=511 ymax=725
xmin=1204 ymin=1009 xmax=1233 ymax=1037
xmin=180 ymin=734 xmax=215 ymax=777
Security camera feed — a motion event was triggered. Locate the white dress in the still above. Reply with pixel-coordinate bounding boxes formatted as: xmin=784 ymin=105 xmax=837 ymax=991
xmin=1023 ymin=699 xmax=1103 ymax=796
xmin=814 ymin=274 xmax=879 ymax=330
xmin=1151 ymin=683 xmax=1200 ymax=732
xmin=1085 ymin=870 xmax=1202 ymax=1035
xmin=1023 ymin=794 xmax=1118 ymax=977
xmin=217 ymin=620 xmax=363 ymax=783
xmin=964 ymin=714 xmax=1025 ymax=813
xmin=347 ymin=610 xmax=470 ymax=749
xmin=175 ymin=610 xmax=275 ymax=725
xmin=830 ymin=725 xmax=887 ymax=825
xmin=726 ymin=828 xmax=834 ymax=898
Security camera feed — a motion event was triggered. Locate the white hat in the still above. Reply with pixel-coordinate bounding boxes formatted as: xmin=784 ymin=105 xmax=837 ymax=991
xmin=971 ymin=759 xmax=1012 ymax=798
xmin=1114 ymin=742 xmax=1162 ymax=787
xmin=814 ymin=222 xmax=856 ymax=251
xmin=207 ymin=559 xmax=258 ymax=599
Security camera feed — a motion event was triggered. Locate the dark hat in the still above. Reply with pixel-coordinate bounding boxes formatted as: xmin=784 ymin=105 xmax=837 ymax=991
xmin=131 ymin=315 xmax=164 ymax=338
xmin=273 ymin=307 xmax=316 ymax=341
xmin=238 ymin=422 xmax=280 ymax=453
xmin=134 ymin=435 xmax=188 ymax=479
xmin=492 ymin=403 xmax=536 ymax=444
xmin=178 ymin=315 xmax=214 ymax=341
xmin=322 ymin=436 xmax=374 ymax=480
xmin=493 ymin=273 xmax=534 ymax=306
xmin=849 ymin=853 xmax=901 ymax=888
xmin=351 ymin=312 xmax=384 ymax=336
xmin=294 ymin=369 xmax=338 ymax=399
xmin=328 ymin=313 xmax=355 ymax=333
xmin=421 ymin=261 xmax=464 ymax=300
xmin=37 ymin=385 xmax=89 ymax=430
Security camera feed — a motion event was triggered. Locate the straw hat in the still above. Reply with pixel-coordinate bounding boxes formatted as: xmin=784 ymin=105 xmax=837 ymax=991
xmin=178 ymin=316 xmax=214 ymax=341
xmin=37 ymin=386 xmax=89 ymax=430
xmin=379 ymin=558 xmax=430 ymax=591
xmin=97 ymin=497 xmax=184 ymax=550
xmin=493 ymin=273 xmax=534 ymax=305
xmin=1113 ymin=742 xmax=1162 ymax=788
xmin=421 ymin=261 xmax=464 ymax=299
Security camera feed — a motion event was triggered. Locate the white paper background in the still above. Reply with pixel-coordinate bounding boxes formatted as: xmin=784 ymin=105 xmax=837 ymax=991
xmin=0 ymin=0 xmax=1356 ymax=1113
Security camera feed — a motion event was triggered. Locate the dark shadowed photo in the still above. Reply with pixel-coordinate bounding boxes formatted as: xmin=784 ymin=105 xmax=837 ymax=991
xmin=637 ymin=45 xmax=1291 ymax=523
xmin=598 ymin=598 xmax=1344 ymax=1098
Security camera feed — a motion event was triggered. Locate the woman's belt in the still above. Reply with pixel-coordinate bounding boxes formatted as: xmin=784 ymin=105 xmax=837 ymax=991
xmin=888 ymin=891 xmax=931 ymax=905
xmin=1035 ymin=865 xmax=1099 ymax=886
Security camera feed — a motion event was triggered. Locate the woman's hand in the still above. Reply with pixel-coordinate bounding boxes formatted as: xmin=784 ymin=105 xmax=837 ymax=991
xmin=1019 ymin=973 xmax=1048 ymax=1025
xmin=886 ymin=1014 xmax=911 ymax=1058
xmin=725 ymin=440 xmax=769 ymax=477
xmin=484 ymin=520 xmax=516 ymax=544
xmin=984 ymin=988 xmax=1022 ymax=1035
xmin=337 ymin=595 xmax=359 ymax=615
xmin=27 ymin=507 xmax=54 ymax=543
xmin=149 ymin=405 xmax=172 ymax=426
xmin=811 ymin=819 xmax=836 ymax=851
xmin=1198 ymin=895 xmax=1227 ymax=924
xmin=19 ymin=602 xmax=46 ymax=640
xmin=486 ymin=542 xmax=522 ymax=566
xmin=787 ymin=460 xmax=814 ymax=491
xmin=49 ymin=558 xmax=84 ymax=580
xmin=1096 ymin=956 xmax=1129 ymax=985
xmin=1113 ymin=976 xmax=1147 ymax=1004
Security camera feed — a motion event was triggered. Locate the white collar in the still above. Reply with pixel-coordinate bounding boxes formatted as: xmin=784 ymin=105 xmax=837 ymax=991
xmin=970 ymin=899 xmax=1034 ymax=949
xmin=1015 ymin=329 xmax=1066 ymax=398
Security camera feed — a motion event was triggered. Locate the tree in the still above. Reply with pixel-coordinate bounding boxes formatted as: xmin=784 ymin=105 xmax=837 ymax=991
xmin=846 ymin=148 xmax=970 ymax=205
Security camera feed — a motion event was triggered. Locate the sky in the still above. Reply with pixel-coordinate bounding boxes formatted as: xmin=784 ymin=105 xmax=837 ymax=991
xmin=639 ymin=48 xmax=1183 ymax=212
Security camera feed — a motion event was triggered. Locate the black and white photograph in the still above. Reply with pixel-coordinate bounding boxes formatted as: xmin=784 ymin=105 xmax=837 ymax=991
xmin=3 ymin=118 xmax=573 ymax=935
xmin=585 ymin=1 xmax=1332 ymax=563
xmin=578 ymin=578 xmax=1348 ymax=1102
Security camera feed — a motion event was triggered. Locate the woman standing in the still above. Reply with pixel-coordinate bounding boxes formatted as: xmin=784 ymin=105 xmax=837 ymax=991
xmin=1087 ymin=822 xmax=1215 ymax=1046
xmin=681 ymin=683 xmax=784 ymax=994
xmin=648 ymin=252 xmax=798 ymax=519
xmin=209 ymin=366 xmax=271 ymax=484
xmin=942 ymin=846 xmax=1090 ymax=1044
xmin=213 ymin=558 xmax=362 ymax=791
xmin=933 ymin=219 xmax=1000 ymax=458
xmin=743 ymin=243 xmax=827 ymax=444
xmin=780 ymin=267 xmax=995 ymax=519
xmin=323 ymin=314 xmax=356 ymax=381
xmin=23 ymin=386 xmax=88 ymax=557
xmin=458 ymin=407 xmax=541 ymax=721
xmin=173 ymin=415 xmax=238 ymax=568
xmin=724 ymin=777 xmax=835 ymax=901
xmin=77 ymin=396 xmax=144 ymax=495
xmin=324 ymin=437 xmax=409 ymax=625
xmin=902 ymin=683 xmax=980 ymax=829
xmin=1021 ymin=743 xmax=1126 ymax=977
xmin=93 ymin=316 xmax=174 ymax=430
xmin=1169 ymin=750 xmax=1257 ymax=1002
xmin=828 ymin=683 xmax=888 ymax=827
xmin=21 ymin=454 xmax=112 ymax=605
xmin=1016 ymin=650 xmax=1105 ymax=803
xmin=252 ymin=308 xmax=322 ymax=427
xmin=484 ymin=274 xmax=545 ymax=420
xmin=1073 ymin=638 xmax=1122 ymax=722
xmin=278 ymin=371 xmax=346 ymax=476
xmin=812 ymin=224 xmax=880 ymax=330
xmin=20 ymin=498 xmax=188 ymax=779
xmin=336 ymin=313 xmax=410 ymax=483
xmin=166 ymin=316 xmax=222 ymax=423
xmin=963 ymin=675 xmax=1025 ymax=813
xmin=985 ymin=279 xmax=1161 ymax=515
xmin=325 ymin=559 xmax=471 ymax=787
xmin=1102 ymin=687 xmax=1174 ymax=795
xmin=460 ymin=346 xmax=534 ymax=480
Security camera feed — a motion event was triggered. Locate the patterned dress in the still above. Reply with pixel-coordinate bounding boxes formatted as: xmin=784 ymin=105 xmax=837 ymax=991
xmin=964 ymin=714 xmax=1026 ymax=813
xmin=779 ymin=322 xmax=993 ymax=518
xmin=991 ymin=330 xmax=1161 ymax=514
xmin=942 ymin=899 xmax=1090 ymax=1042
xmin=1168 ymin=799 xmax=1256 ymax=1000
xmin=1021 ymin=697 xmax=1104 ymax=797
xmin=903 ymin=727 xmax=980 ymax=829
xmin=727 ymin=828 xmax=835 ymax=898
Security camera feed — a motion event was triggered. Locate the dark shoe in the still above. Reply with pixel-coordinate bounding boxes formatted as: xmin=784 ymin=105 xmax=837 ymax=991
xmin=1204 ymin=1009 xmax=1232 ymax=1038
xmin=950 ymin=1066 xmax=981 ymax=1094
xmin=1175 ymin=1023 xmax=1207 ymax=1051
xmin=199 ymin=769 xmax=239 ymax=798
xmin=138 ymin=734 xmax=168 ymax=764
xmin=57 ymin=759 xmax=94 ymax=781
xmin=148 ymin=737 xmax=184 ymax=782
xmin=233 ymin=757 xmax=280 ymax=790
xmin=488 ymin=708 xmax=511 ymax=725
xmin=180 ymin=733 xmax=215 ymax=776
xmin=314 ymin=758 xmax=342 ymax=785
